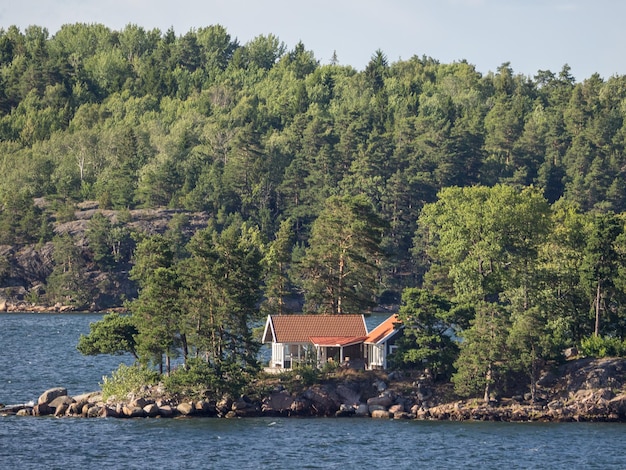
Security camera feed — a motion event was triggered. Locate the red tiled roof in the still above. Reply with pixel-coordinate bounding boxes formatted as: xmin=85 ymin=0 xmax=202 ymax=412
xmin=309 ymin=336 xmax=367 ymax=347
xmin=263 ymin=314 xmax=367 ymax=343
xmin=365 ymin=314 xmax=401 ymax=344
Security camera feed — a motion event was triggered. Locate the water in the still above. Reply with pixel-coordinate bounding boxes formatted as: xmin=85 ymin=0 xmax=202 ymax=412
xmin=2 ymin=313 xmax=626 ymax=469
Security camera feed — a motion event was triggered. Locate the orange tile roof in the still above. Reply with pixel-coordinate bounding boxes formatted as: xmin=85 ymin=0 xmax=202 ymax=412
xmin=309 ymin=336 xmax=367 ymax=347
xmin=365 ymin=314 xmax=402 ymax=344
xmin=264 ymin=314 xmax=367 ymax=343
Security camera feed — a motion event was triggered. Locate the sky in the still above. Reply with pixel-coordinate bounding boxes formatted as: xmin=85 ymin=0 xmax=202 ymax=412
xmin=1 ymin=0 xmax=624 ymax=81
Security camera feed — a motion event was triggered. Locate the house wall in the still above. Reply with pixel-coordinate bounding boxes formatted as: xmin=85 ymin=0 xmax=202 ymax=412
xmin=368 ymin=343 xmax=386 ymax=369
xmin=271 ymin=342 xmax=285 ymax=368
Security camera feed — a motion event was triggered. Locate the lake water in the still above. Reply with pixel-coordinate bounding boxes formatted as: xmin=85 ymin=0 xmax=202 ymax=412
xmin=2 ymin=313 xmax=626 ymax=469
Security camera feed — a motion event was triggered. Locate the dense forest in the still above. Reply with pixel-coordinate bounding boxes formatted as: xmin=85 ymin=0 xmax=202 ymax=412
xmin=4 ymin=23 xmax=626 ymax=400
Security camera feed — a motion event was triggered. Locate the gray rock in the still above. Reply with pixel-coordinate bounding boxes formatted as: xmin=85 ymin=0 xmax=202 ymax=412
xmin=367 ymin=395 xmax=393 ymax=408
xmin=38 ymin=387 xmax=67 ymax=405
xmin=32 ymin=403 xmax=51 ymax=416
xmin=355 ymin=404 xmax=370 ymax=417
xmin=87 ymin=405 xmax=102 ymax=418
xmin=262 ymin=390 xmax=294 ymax=414
xmin=49 ymin=395 xmax=75 ymax=410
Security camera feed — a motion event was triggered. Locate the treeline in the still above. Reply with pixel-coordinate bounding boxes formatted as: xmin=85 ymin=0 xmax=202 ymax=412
xmin=4 ymin=23 xmax=626 ymax=400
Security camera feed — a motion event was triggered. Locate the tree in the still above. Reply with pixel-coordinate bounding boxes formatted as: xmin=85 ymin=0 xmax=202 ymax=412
xmin=86 ymin=212 xmax=132 ymax=269
xmin=181 ymin=219 xmax=264 ymax=376
xmin=418 ymin=184 xmax=551 ymax=305
xmin=297 ymin=194 xmax=387 ymax=314
xmin=46 ymin=233 xmax=90 ymax=308
xmin=77 ymin=312 xmax=139 ymax=359
xmin=580 ymin=212 xmax=624 ymax=337
xmin=452 ymin=302 xmax=510 ymax=403
xmin=262 ymin=218 xmax=295 ymax=315
xmin=393 ymin=288 xmax=466 ymax=379
xmin=131 ymin=266 xmax=183 ymax=375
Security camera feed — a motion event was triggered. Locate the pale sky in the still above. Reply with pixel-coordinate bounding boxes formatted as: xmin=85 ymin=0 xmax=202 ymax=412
xmin=1 ymin=0 xmax=624 ymax=81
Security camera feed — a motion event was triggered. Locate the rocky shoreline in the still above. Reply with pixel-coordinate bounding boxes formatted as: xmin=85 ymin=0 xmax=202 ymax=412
xmin=3 ymin=358 xmax=626 ymax=422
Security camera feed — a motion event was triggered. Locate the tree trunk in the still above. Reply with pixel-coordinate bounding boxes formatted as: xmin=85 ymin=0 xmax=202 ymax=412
xmin=483 ymin=362 xmax=493 ymax=404
xmin=594 ymin=280 xmax=601 ymax=337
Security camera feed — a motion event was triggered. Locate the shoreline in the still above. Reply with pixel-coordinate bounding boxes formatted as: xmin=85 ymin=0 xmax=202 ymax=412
xmin=4 ymin=358 xmax=626 ymax=423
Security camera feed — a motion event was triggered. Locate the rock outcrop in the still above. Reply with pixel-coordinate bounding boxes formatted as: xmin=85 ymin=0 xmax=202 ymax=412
xmin=4 ymin=358 xmax=626 ymax=422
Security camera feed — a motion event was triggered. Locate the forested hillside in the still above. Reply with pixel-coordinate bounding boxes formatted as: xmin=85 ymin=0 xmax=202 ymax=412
xmin=3 ymin=23 xmax=626 ymax=397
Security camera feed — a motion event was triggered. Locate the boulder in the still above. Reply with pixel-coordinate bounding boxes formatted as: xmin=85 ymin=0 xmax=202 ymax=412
xmin=38 ymin=387 xmax=67 ymax=406
xmin=373 ymin=380 xmax=387 ymax=392
xmin=143 ymin=403 xmax=160 ymax=417
xmin=368 ymin=404 xmax=388 ymax=414
xmin=176 ymin=402 xmax=195 ymax=416
xmin=87 ymin=405 xmax=102 ymax=418
xmin=367 ymin=395 xmax=393 ymax=408
xmin=32 ymin=403 xmax=52 ymax=416
xmin=371 ymin=409 xmax=391 ymax=419
xmin=335 ymin=404 xmax=355 ymax=417
xmin=262 ymin=390 xmax=295 ymax=414
xmin=303 ymin=386 xmax=341 ymax=416
xmin=389 ymin=403 xmax=405 ymax=414
xmin=216 ymin=396 xmax=233 ymax=415
xmin=54 ymin=402 xmax=69 ymax=417
xmin=335 ymin=384 xmax=361 ymax=406
xmin=289 ymin=397 xmax=311 ymax=415
xmin=49 ymin=395 xmax=75 ymax=410
xmin=122 ymin=405 xmax=146 ymax=418
xmin=130 ymin=397 xmax=148 ymax=409
xmin=194 ymin=400 xmax=215 ymax=415
xmin=354 ymin=404 xmax=370 ymax=417
xmin=158 ymin=405 xmax=174 ymax=417
xmin=608 ymin=394 xmax=626 ymax=417
xmin=101 ymin=405 xmax=118 ymax=418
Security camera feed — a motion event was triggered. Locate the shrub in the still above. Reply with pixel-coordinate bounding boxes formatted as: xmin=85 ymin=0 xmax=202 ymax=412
xmin=163 ymin=358 xmax=220 ymax=400
xmin=579 ymin=335 xmax=626 ymax=358
xmin=101 ymin=363 xmax=160 ymax=401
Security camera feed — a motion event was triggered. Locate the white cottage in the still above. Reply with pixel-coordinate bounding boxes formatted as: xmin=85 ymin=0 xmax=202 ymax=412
xmin=262 ymin=313 xmax=402 ymax=371
xmin=262 ymin=314 xmax=367 ymax=370
xmin=364 ymin=314 xmax=402 ymax=370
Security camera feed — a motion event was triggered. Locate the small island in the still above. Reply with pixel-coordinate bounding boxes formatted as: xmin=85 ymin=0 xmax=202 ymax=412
xmin=2 ymin=24 xmax=626 ymax=425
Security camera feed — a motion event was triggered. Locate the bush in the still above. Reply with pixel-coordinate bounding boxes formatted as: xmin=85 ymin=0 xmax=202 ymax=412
xmin=579 ymin=335 xmax=626 ymax=358
xmin=163 ymin=358 xmax=220 ymax=400
xmin=101 ymin=363 xmax=160 ymax=401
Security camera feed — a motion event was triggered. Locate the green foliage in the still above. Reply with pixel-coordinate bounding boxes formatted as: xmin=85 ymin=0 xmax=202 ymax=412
xmin=163 ymin=357 xmax=220 ymax=399
xmin=46 ymin=233 xmax=91 ymax=308
xmin=297 ymin=194 xmax=387 ymax=314
xmin=5 ymin=21 xmax=626 ymax=398
xmin=579 ymin=335 xmax=626 ymax=358
xmin=392 ymin=287 xmax=463 ymax=379
xmin=77 ymin=312 xmax=138 ymax=358
xmin=101 ymin=363 xmax=160 ymax=401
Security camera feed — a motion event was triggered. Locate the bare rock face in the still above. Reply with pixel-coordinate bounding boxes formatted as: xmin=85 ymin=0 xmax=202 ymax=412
xmin=336 ymin=384 xmax=361 ymax=406
xmin=302 ymin=385 xmax=341 ymax=416
xmin=262 ymin=390 xmax=295 ymax=415
xmin=38 ymin=387 xmax=68 ymax=406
